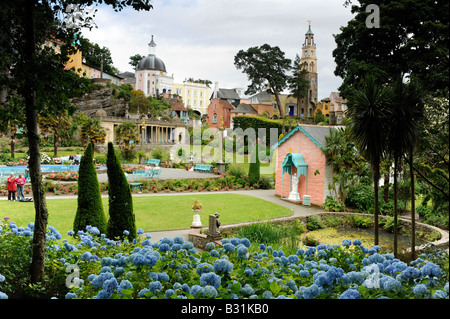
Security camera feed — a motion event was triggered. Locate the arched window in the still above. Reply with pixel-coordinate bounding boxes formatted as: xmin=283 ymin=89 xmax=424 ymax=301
xmin=213 ymin=113 xmax=217 ymax=123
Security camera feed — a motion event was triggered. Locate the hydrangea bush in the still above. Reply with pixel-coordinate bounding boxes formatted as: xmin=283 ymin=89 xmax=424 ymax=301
xmin=0 ymin=217 xmax=448 ymax=299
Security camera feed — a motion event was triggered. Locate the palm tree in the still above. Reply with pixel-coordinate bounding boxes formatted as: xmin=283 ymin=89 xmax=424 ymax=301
xmin=115 ymin=122 xmax=140 ymax=161
xmin=386 ymin=76 xmax=424 ymax=258
xmin=347 ymin=75 xmax=392 ymax=245
xmin=80 ymin=117 xmax=106 ymax=149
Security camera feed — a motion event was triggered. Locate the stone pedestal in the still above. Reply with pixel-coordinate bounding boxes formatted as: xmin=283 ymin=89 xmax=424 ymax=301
xmin=216 ymin=162 xmax=226 ymax=175
xmin=207 ymin=213 xmax=222 ymax=240
xmin=191 ymin=210 xmax=202 ymax=228
xmin=288 ymin=191 xmax=301 ymax=202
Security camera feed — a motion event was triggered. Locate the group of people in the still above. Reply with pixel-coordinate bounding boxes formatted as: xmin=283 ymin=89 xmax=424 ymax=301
xmin=6 ymin=173 xmax=27 ymax=202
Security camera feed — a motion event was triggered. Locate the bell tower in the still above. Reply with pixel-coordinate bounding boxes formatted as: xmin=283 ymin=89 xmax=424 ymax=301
xmin=300 ymin=21 xmax=318 ymax=117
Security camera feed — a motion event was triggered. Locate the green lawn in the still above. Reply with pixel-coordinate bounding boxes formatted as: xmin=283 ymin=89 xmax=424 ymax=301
xmin=0 ymin=193 xmax=291 ymax=238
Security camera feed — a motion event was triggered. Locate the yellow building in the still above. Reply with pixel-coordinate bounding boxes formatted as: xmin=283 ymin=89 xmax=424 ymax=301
xmin=173 ymin=81 xmax=210 ymax=117
xmin=315 ymin=97 xmax=330 ymax=117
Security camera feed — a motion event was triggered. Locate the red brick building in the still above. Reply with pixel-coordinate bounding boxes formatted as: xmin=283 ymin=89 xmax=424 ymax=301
xmin=206 ymin=98 xmax=234 ymax=129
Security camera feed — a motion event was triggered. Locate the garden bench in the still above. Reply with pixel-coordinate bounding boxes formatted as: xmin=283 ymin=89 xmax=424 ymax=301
xmin=129 ymin=182 xmax=143 ymax=191
xmin=152 ymin=167 xmax=161 ymax=179
xmin=194 ymin=164 xmax=212 ymax=173
xmin=146 ymin=158 xmax=161 ymax=166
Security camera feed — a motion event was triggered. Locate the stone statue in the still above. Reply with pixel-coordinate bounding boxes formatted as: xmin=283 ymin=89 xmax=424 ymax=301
xmin=291 ymin=175 xmax=298 ymax=191
xmin=288 ymin=174 xmax=300 ymax=202
xmin=208 ymin=213 xmax=222 ymax=239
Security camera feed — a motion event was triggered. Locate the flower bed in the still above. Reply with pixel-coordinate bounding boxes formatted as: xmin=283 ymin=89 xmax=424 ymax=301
xmin=0 ymin=218 xmax=448 ymax=299
xmin=46 ymin=171 xmax=79 ymax=181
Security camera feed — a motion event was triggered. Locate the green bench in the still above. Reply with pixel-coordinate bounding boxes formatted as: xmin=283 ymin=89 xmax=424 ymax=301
xmin=129 ymin=182 xmax=143 ymax=191
xmin=194 ymin=164 xmax=212 ymax=173
xmin=146 ymin=158 xmax=161 ymax=166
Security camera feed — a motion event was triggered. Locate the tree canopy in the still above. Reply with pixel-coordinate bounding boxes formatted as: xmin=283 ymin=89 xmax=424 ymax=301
xmin=333 ymin=0 xmax=449 ymax=98
xmin=234 ymin=44 xmax=291 ymax=117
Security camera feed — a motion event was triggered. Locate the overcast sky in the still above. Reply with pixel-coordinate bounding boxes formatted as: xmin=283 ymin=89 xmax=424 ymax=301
xmin=81 ymin=0 xmax=355 ymax=99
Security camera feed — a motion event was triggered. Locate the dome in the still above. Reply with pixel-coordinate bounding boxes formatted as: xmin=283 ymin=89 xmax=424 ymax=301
xmin=136 ymin=54 xmax=167 ymax=72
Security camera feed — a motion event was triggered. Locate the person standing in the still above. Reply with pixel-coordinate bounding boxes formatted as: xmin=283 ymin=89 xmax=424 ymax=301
xmin=16 ymin=173 xmax=26 ymax=201
xmin=6 ymin=173 xmax=17 ymax=201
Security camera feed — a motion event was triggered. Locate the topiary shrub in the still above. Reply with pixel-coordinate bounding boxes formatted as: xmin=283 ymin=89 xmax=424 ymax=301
xmin=248 ymin=145 xmax=260 ymax=186
xmin=73 ymin=142 xmax=107 ymax=234
xmin=106 ymin=142 xmax=136 ymax=240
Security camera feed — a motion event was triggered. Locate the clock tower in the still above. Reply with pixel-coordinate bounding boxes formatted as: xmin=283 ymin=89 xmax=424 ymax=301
xmin=299 ymin=21 xmax=318 ymax=117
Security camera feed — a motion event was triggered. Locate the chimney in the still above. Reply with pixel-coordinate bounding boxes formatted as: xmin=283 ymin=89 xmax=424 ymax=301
xmin=213 ymin=81 xmax=219 ymax=99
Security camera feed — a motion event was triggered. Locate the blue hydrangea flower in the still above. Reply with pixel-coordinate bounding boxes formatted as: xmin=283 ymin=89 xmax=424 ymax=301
xmin=339 ymin=288 xmax=361 ymax=299
xmin=342 ymin=239 xmax=352 ymax=247
xmin=262 ymin=291 xmax=273 ymax=299
xmin=0 ymin=292 xmax=8 ymax=299
xmin=380 ymin=276 xmax=402 ymax=292
xmin=302 ymin=284 xmax=320 ymax=299
xmin=421 ymin=262 xmax=443 ymax=278
xmin=241 ymin=284 xmax=255 ymax=296
xmin=214 ymin=259 xmax=233 ymax=273
xmin=190 ymin=285 xmax=203 ymax=297
xmin=223 ymin=243 xmax=235 ymax=253
xmin=353 ymin=239 xmax=362 ymax=246
xmin=148 ymin=281 xmax=162 ymax=293
xmin=413 ymin=284 xmax=429 ymax=297
xmin=118 ymin=280 xmax=133 ymax=295
xmin=165 ymin=289 xmax=175 ymax=298
xmin=237 ymin=245 xmax=248 ymax=259
xmin=240 ymin=238 xmax=251 ymax=247
xmin=203 ymin=285 xmax=218 ymax=298
xmin=259 ymin=243 xmax=266 ymax=251
xmin=196 ymin=262 xmax=214 ymax=275
xmin=65 ymin=292 xmax=77 ymax=299
xmin=200 ymin=272 xmax=221 ymax=289
xmin=244 ymin=268 xmax=254 ymax=276
xmin=286 ymin=278 xmax=298 ymax=292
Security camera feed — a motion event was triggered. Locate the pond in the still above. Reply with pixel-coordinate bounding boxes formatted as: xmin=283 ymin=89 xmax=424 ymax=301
xmin=0 ymin=165 xmax=81 ymax=175
xmin=303 ymin=226 xmax=426 ymax=252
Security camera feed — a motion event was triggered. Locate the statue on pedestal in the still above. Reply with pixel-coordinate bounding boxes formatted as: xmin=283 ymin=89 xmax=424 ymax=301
xmin=207 ymin=213 xmax=222 ymax=240
xmin=288 ymin=174 xmax=300 ymax=202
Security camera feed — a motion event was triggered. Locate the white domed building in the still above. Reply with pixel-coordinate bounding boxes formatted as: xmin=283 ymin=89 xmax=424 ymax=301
xmin=135 ymin=36 xmax=174 ymax=97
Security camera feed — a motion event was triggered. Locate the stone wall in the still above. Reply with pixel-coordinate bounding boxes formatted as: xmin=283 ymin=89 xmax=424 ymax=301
xmin=72 ymin=87 xmax=129 ymax=118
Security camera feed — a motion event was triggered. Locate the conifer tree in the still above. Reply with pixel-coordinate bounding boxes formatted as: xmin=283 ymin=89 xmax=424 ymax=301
xmin=73 ymin=142 xmax=107 ymax=234
xmin=106 ymin=142 xmax=136 ymax=240
xmin=248 ymin=144 xmax=260 ymax=186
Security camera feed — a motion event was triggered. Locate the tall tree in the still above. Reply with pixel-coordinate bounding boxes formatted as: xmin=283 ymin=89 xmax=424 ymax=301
xmin=38 ymin=109 xmax=73 ymax=157
xmin=333 ymin=0 xmax=449 ymax=99
xmin=234 ymin=44 xmax=291 ymax=118
xmin=287 ymin=54 xmax=310 ymax=117
xmin=80 ymin=38 xmax=120 ymax=75
xmin=73 ymin=142 xmax=107 ymax=234
xmin=386 ymin=76 xmax=424 ymax=257
xmin=106 ymin=142 xmax=136 ymax=240
xmin=0 ymin=0 xmax=152 ymax=284
xmin=347 ymin=75 xmax=392 ymax=246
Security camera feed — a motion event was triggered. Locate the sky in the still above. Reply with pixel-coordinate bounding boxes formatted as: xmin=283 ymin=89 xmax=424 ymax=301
xmin=80 ymin=0 xmax=355 ymax=99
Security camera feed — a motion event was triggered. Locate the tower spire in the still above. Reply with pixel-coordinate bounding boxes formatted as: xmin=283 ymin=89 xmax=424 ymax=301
xmin=148 ymin=35 xmax=156 ymax=55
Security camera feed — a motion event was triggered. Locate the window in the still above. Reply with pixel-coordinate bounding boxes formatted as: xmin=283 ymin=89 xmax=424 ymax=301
xmin=212 ymin=113 xmax=217 ymax=123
